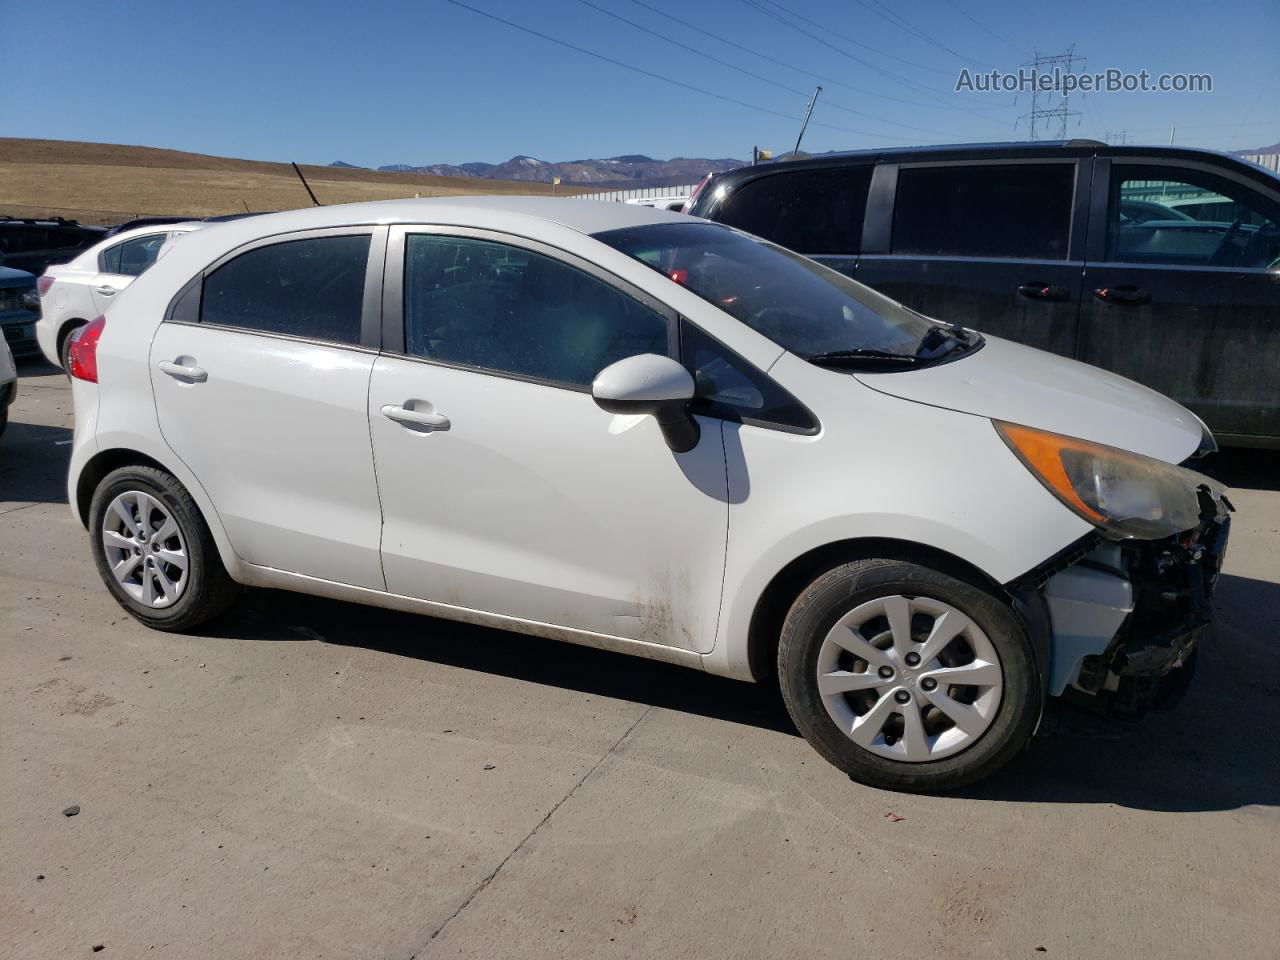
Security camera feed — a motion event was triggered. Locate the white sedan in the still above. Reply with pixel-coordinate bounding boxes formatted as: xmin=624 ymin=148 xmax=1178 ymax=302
xmin=36 ymin=221 xmax=201 ymax=369
xmin=62 ymin=197 xmax=1230 ymax=791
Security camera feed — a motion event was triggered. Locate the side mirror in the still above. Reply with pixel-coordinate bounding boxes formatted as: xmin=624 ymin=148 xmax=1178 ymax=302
xmin=591 ymin=353 xmax=700 ymax=453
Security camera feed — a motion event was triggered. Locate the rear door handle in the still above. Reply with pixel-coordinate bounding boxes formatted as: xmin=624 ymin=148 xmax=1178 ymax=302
xmin=1016 ymin=282 xmax=1071 ymax=302
xmin=381 ymin=403 xmax=450 ymax=432
xmin=94 ymin=285 xmax=118 ymax=296
xmin=1094 ymin=285 xmax=1151 ymax=306
xmin=158 ymin=360 xmax=208 ymax=383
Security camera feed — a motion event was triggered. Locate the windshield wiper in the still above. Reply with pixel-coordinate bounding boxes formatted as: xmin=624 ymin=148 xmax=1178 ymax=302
xmin=805 ymin=349 xmax=924 ymax=369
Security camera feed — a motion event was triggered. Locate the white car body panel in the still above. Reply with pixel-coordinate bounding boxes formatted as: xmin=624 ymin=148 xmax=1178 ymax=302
xmin=69 ymin=197 xmax=1209 ymax=685
xmin=149 ymin=323 xmax=385 ymax=589
xmin=0 ymin=339 xmax=15 ymax=389
xmin=370 ymin=353 xmax=728 ymax=651
xmin=856 ymin=335 xmax=1204 ymax=464
xmin=36 ymin=223 xmax=201 ymax=366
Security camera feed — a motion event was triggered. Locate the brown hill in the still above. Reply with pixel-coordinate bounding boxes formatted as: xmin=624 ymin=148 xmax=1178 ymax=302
xmin=0 ymin=138 xmax=596 ymax=225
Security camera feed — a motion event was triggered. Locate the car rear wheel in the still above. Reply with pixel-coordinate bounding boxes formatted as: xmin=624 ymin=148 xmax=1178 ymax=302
xmin=89 ymin=465 xmax=239 ymax=631
xmin=58 ymin=322 xmax=86 ymax=374
xmin=778 ymin=559 xmax=1040 ymax=793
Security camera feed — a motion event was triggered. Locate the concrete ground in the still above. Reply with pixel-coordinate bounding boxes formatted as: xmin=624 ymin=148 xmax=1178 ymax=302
xmin=2 ymin=359 xmax=1278 ymax=960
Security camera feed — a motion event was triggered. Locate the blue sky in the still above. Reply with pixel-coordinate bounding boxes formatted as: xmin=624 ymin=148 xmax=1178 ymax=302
xmin=3 ymin=0 xmax=1276 ymax=167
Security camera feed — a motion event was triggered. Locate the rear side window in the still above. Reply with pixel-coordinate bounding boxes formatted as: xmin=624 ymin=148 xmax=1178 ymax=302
xmin=116 ymin=233 xmax=167 ymax=276
xmin=402 ymin=234 xmax=669 ymax=388
xmin=200 ymin=235 xmax=370 ymax=344
xmin=99 ymin=242 xmax=122 ymax=274
xmin=892 ymin=163 xmax=1075 ymax=259
xmin=718 ymin=167 xmax=871 ymax=255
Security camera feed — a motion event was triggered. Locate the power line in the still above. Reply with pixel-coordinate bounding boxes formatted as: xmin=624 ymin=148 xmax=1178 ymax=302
xmin=444 ymin=0 xmax=904 ymax=141
xmin=850 ymin=0 xmax=988 ymax=68
xmin=754 ymin=0 xmax=953 ymax=76
xmin=939 ymin=0 xmax=1031 ymax=58
xmin=737 ymin=0 xmax=1011 ymax=119
xmin=623 ymin=0 xmax=1010 ymax=122
xmin=573 ymin=0 xmax=944 ymax=134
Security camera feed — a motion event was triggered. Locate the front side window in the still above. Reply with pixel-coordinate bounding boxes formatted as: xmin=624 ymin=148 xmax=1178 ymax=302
xmin=200 ymin=234 xmax=370 ymax=344
xmin=717 ymin=166 xmax=872 ymax=255
xmin=1108 ymin=165 xmax=1280 ymax=268
xmin=402 ymin=234 xmax=669 ymax=388
xmin=891 ymin=163 xmax=1075 ymax=260
xmin=596 ymin=222 xmax=968 ymax=364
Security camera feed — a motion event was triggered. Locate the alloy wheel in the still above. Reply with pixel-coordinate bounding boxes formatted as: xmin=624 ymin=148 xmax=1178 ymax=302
xmin=101 ymin=490 xmax=189 ymax=608
xmin=816 ymin=594 xmax=1003 ymax=762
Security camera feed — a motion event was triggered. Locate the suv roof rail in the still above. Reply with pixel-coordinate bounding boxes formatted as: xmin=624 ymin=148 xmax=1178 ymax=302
xmin=1065 ymin=138 xmax=1107 ymax=148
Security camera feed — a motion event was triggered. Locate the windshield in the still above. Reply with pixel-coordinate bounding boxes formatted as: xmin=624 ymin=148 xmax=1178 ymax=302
xmin=594 ymin=221 xmax=962 ymax=361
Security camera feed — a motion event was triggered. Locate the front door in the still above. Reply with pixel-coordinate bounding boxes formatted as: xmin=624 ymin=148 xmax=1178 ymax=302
xmin=1077 ymin=161 xmax=1280 ymax=442
xmin=150 ymin=228 xmax=387 ymax=588
xmin=855 ymin=160 xmax=1087 ymax=356
xmin=369 ymin=228 xmax=728 ymax=652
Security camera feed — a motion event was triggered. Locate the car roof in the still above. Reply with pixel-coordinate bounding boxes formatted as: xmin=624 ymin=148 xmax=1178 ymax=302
xmin=706 ymin=141 xmax=1280 ymax=193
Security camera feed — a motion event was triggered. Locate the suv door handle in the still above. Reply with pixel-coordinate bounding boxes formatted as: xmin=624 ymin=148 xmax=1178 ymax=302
xmin=94 ymin=285 xmax=118 ymax=296
xmin=1016 ymin=282 xmax=1071 ymax=302
xmin=381 ymin=403 xmax=450 ymax=432
xmin=158 ymin=360 xmax=208 ymax=383
xmin=1094 ymin=285 xmax=1151 ymax=306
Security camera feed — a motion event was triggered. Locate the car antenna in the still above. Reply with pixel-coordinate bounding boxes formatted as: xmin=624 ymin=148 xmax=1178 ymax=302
xmin=291 ymin=162 xmax=321 ymax=206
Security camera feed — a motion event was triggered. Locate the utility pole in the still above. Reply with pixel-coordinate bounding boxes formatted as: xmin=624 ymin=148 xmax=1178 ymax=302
xmin=793 ymin=86 xmax=822 ymax=157
xmin=1017 ymin=46 xmax=1085 ymax=140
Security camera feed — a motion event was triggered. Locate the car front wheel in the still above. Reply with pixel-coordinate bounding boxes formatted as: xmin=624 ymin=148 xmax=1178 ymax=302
xmin=89 ymin=465 xmax=240 ymax=631
xmin=778 ymin=559 xmax=1040 ymax=793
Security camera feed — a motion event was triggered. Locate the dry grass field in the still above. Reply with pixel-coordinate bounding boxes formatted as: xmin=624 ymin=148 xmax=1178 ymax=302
xmin=0 ymin=138 xmax=597 ymax=225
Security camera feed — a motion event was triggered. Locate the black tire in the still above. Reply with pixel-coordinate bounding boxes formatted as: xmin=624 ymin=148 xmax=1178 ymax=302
xmin=59 ymin=322 xmax=86 ymax=374
xmin=778 ymin=559 xmax=1040 ymax=793
xmin=89 ymin=465 xmax=240 ymax=631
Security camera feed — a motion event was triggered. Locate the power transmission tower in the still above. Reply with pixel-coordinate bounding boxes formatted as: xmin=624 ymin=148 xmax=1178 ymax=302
xmin=1104 ymin=129 xmax=1131 ymax=145
xmin=1017 ymin=45 xmax=1085 ymax=140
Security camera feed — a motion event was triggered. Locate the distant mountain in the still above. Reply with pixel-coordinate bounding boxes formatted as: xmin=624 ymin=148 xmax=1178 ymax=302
xmin=329 ymin=160 xmax=364 ymax=168
xmin=1232 ymin=142 xmax=1280 ymax=155
xmin=360 ymin=154 xmax=744 ymax=185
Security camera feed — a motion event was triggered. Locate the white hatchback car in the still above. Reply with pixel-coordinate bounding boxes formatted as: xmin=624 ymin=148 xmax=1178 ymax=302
xmin=65 ymin=198 xmax=1232 ymax=791
xmin=36 ymin=222 xmax=201 ymax=369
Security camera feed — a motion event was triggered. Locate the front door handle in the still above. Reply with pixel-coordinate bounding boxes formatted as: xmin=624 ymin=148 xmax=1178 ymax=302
xmin=1094 ymin=284 xmax=1151 ymax=306
xmin=381 ymin=403 xmax=450 ymax=432
xmin=1016 ymin=282 xmax=1071 ymax=302
xmin=94 ymin=285 xmax=117 ymax=296
xmin=158 ymin=360 xmax=208 ymax=383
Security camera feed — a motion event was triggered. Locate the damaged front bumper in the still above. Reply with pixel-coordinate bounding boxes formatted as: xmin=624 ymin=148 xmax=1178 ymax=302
xmin=1019 ymin=486 xmax=1232 ymax=731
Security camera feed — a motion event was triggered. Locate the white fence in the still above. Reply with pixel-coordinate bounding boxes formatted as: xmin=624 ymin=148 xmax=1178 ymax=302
xmin=1242 ymin=153 xmax=1280 ymax=173
xmin=581 ymin=184 xmax=699 ymax=203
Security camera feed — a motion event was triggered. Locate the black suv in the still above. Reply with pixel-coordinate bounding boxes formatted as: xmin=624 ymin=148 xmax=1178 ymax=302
xmin=687 ymin=142 xmax=1280 ymax=447
xmin=0 ymin=217 xmax=107 ymax=276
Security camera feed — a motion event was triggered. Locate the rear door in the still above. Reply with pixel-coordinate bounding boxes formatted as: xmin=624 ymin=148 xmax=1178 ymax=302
xmin=1078 ymin=159 xmax=1280 ymax=444
xmin=713 ymin=165 xmax=872 ymax=280
xmin=855 ymin=159 xmax=1089 ymax=356
xmin=150 ymin=227 xmax=388 ymax=588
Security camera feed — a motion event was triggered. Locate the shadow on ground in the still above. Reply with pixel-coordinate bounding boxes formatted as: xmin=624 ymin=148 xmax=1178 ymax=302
xmin=198 ymin=569 xmax=1279 ymax=814
xmin=0 ymin=421 xmax=72 ymax=504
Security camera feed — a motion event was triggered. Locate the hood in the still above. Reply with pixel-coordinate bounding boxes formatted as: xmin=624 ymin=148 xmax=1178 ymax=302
xmin=0 ymin=265 xmax=36 ymax=286
xmin=854 ymin=335 xmax=1204 ymax=464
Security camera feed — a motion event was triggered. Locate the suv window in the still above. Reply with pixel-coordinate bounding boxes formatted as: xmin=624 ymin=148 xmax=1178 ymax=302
xmin=718 ymin=167 xmax=871 ymax=255
xmin=115 ymin=233 xmax=168 ymax=276
xmin=892 ymin=163 xmax=1075 ymax=259
xmin=200 ymin=234 xmax=370 ymax=344
xmin=1108 ymin=165 xmax=1280 ymax=269
xmin=403 ymin=234 xmax=669 ymax=388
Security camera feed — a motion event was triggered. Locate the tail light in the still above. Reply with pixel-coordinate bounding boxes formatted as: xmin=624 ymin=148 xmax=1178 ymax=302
xmin=68 ymin=315 xmax=106 ymax=383
xmin=37 ymin=275 xmax=55 ymax=295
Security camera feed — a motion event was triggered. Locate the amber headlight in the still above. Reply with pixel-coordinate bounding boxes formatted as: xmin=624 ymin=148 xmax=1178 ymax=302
xmin=995 ymin=421 xmax=1213 ymax=540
